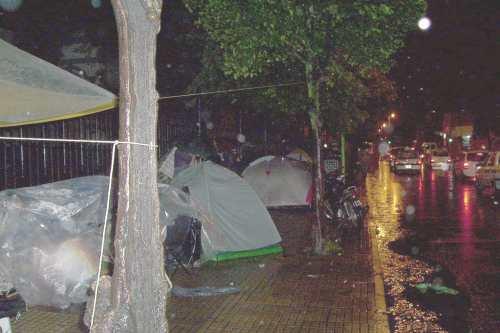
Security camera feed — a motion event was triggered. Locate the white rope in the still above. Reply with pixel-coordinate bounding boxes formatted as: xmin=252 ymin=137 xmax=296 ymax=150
xmin=0 ymin=136 xmax=155 ymax=147
xmin=158 ymin=81 xmax=304 ymax=100
xmin=90 ymin=140 xmax=118 ymax=331
xmin=0 ymin=136 xmax=161 ymax=331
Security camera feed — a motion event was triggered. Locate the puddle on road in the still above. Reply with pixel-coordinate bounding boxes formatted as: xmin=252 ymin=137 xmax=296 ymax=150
xmin=389 ymin=235 xmax=471 ymax=332
xmin=404 ymin=283 xmax=470 ymax=333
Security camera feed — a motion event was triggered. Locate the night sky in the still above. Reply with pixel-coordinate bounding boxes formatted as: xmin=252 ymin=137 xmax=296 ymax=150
xmin=390 ymin=0 xmax=500 ymax=137
xmin=1 ymin=0 xmax=499 ymax=139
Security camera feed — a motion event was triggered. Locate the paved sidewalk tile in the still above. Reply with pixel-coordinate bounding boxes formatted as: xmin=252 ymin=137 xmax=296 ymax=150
xmin=11 ymin=208 xmax=389 ymax=332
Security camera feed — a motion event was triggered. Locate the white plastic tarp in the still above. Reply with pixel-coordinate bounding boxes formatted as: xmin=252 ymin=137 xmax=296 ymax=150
xmin=0 ymin=38 xmax=116 ymax=127
xmin=171 ymin=161 xmax=281 ymax=260
xmin=0 ymin=176 xmax=109 ymax=308
xmin=242 ymin=157 xmax=313 ymax=207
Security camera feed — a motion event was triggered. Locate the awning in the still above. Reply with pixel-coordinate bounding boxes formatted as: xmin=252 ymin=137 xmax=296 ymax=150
xmin=0 ymin=39 xmax=117 ymax=128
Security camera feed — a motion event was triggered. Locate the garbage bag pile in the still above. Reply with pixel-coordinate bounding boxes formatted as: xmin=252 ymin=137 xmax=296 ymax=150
xmin=0 ymin=176 xmax=109 ymax=309
xmin=0 ymin=289 xmax=26 ymax=318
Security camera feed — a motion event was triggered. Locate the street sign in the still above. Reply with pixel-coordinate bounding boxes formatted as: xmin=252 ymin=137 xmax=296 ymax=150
xmin=324 ymin=159 xmax=339 ymax=173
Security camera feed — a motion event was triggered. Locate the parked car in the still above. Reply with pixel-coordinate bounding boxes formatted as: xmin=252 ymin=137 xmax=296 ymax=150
xmin=393 ymin=148 xmax=421 ymax=174
xmin=453 ymin=150 xmax=489 ymax=180
xmin=476 ymin=151 xmax=500 ymax=190
xmin=430 ymin=149 xmax=452 ymax=171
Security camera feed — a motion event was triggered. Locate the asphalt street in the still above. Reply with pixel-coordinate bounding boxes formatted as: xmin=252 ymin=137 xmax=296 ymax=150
xmin=367 ymin=162 xmax=500 ymax=332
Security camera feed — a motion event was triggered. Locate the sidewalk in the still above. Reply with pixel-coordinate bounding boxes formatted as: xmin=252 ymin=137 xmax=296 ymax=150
xmin=12 ymin=209 xmax=389 ymax=333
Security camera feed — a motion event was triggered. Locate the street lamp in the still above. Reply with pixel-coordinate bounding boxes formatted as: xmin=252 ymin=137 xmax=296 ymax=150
xmin=390 ymin=112 xmax=396 ymax=119
xmin=382 ymin=122 xmax=387 ymax=128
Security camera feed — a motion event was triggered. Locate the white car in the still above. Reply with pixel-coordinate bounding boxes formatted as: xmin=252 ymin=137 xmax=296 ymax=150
xmin=388 ymin=146 xmax=405 ymax=171
xmin=476 ymin=151 xmax=500 ymax=190
xmin=453 ymin=150 xmax=489 ymax=179
xmin=393 ymin=149 xmax=421 ymax=174
xmin=430 ymin=149 xmax=451 ymax=171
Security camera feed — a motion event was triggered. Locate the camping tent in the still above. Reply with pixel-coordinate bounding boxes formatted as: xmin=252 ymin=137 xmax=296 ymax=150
xmin=242 ymin=156 xmax=313 ymax=207
xmin=158 ymin=147 xmax=198 ymax=182
xmin=0 ymin=38 xmax=116 ymax=128
xmin=287 ymin=148 xmax=313 ymax=164
xmin=171 ymin=161 xmax=282 ymax=261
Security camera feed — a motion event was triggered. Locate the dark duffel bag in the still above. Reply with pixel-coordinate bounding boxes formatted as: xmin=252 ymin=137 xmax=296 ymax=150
xmin=0 ymin=291 xmax=26 ymax=318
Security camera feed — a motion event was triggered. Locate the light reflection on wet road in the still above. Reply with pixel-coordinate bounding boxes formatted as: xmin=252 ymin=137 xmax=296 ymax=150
xmin=366 ymin=162 xmax=500 ymax=332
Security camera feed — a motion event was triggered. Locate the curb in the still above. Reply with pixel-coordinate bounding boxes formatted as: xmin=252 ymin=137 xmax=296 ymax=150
xmin=369 ymin=223 xmax=391 ymax=332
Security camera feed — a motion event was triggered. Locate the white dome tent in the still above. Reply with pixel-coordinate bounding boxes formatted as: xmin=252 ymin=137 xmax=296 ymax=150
xmin=242 ymin=156 xmax=313 ymax=207
xmin=171 ymin=161 xmax=282 ymax=262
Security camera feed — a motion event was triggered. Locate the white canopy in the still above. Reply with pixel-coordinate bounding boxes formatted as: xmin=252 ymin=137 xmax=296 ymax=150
xmin=0 ymin=39 xmax=116 ymax=128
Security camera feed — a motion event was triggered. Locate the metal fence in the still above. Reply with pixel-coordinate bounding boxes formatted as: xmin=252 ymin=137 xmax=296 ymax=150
xmin=0 ymin=106 xmax=193 ymax=191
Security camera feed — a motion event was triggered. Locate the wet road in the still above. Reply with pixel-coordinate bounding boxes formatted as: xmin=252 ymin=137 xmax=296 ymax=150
xmin=366 ymin=161 xmax=500 ymax=332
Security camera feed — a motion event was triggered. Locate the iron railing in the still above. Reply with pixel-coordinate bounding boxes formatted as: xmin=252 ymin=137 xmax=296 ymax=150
xmin=0 ymin=106 xmax=193 ymax=191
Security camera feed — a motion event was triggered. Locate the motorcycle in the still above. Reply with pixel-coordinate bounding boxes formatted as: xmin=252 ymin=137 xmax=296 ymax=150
xmin=322 ymin=172 xmax=368 ymax=235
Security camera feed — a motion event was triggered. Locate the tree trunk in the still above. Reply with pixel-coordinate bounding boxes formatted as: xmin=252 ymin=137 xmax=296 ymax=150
xmin=305 ymin=62 xmax=323 ymax=254
xmin=93 ymin=1 xmax=168 ymax=332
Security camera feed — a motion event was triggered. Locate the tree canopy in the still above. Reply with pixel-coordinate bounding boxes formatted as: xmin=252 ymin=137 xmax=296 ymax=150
xmin=185 ymin=1 xmax=426 ymax=79
xmin=184 ymin=0 xmax=425 ymax=137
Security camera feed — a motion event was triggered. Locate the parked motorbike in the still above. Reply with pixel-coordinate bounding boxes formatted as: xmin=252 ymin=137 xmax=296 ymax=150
xmin=322 ymin=173 xmax=368 ymax=235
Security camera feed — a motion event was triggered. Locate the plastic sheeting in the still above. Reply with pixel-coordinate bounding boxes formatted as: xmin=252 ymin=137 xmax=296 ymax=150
xmin=0 ymin=38 xmax=116 ymax=127
xmin=242 ymin=157 xmax=313 ymax=207
xmin=0 ymin=176 xmax=109 ymax=308
xmin=171 ymin=161 xmax=282 ymax=261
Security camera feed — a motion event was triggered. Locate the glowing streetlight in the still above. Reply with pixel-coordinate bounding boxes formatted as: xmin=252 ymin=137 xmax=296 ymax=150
xmin=382 ymin=122 xmax=387 ymax=128
xmin=390 ymin=112 xmax=396 ymax=119
xmin=418 ymin=17 xmax=431 ymax=31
